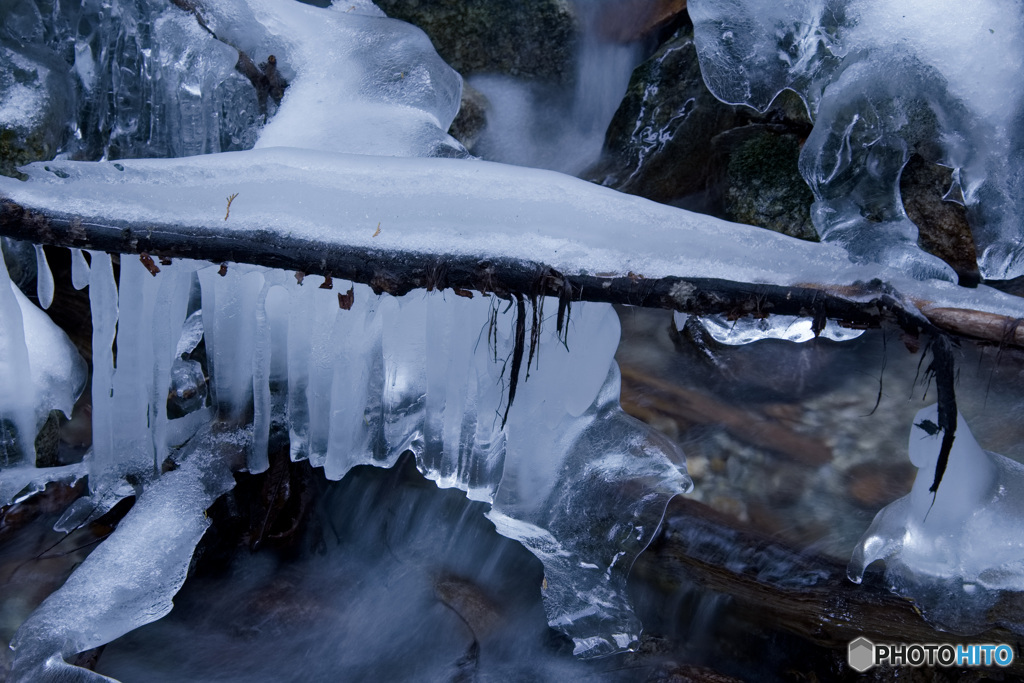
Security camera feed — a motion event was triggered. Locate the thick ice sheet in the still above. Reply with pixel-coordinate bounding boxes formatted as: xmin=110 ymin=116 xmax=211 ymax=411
xmin=690 ymin=0 xmax=1024 ymax=279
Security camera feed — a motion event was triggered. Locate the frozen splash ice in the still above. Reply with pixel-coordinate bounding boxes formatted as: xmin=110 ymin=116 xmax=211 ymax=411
xmin=690 ymin=0 xmax=1024 ymax=280
xmin=849 ymin=404 xmax=1024 ymax=634
xmin=674 ymin=311 xmax=864 ymax=345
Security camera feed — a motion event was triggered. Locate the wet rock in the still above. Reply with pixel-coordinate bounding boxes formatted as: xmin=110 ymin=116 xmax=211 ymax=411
xmin=844 ymin=461 xmax=916 ymax=510
xmin=588 ymin=21 xmax=814 ymax=241
xmin=900 ymin=154 xmax=980 ymax=286
xmin=594 ymin=0 xmax=688 ymax=44
xmin=373 ymin=0 xmax=578 ymax=85
xmin=587 ymin=22 xmax=739 ymax=206
xmin=448 ymin=83 xmax=489 ymax=152
xmin=434 ymin=573 xmax=503 ymax=639
xmin=31 ymin=410 xmax=62 ymax=468
xmin=0 ymin=238 xmax=36 ymax=292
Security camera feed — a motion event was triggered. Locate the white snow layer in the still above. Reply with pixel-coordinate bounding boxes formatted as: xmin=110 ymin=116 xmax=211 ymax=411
xmin=849 ymin=405 xmax=1024 ymax=634
xmin=689 ymin=0 xmax=1024 ymax=280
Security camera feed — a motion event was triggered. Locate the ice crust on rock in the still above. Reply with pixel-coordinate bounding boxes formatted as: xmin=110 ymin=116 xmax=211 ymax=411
xmin=849 ymin=404 xmax=1024 ymax=633
xmin=689 ymin=0 xmax=1024 ymax=280
xmin=0 ymin=0 xmax=465 ymax=162
xmin=1 ymin=0 xmax=260 ymax=161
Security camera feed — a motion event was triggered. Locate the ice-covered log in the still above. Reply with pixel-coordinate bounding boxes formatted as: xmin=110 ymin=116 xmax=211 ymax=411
xmin=4 ymin=151 xmax=1024 ymax=350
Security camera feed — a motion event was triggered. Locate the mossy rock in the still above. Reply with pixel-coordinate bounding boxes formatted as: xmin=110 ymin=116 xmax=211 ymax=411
xmin=588 ymin=19 xmax=815 ymax=239
xmin=448 ymin=83 xmax=489 ymax=151
xmin=720 ymin=126 xmax=817 ymax=241
xmin=374 ymin=0 xmax=578 ymax=85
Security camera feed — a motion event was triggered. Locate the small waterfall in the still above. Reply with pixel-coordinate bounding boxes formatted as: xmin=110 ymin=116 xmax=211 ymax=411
xmin=470 ymin=0 xmax=643 ymax=175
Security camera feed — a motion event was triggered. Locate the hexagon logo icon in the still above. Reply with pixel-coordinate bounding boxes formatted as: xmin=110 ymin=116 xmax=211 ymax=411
xmin=848 ymin=637 xmax=875 ymax=672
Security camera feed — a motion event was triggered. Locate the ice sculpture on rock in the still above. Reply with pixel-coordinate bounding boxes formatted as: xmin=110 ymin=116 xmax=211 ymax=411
xmin=0 ymin=248 xmax=87 ymax=469
xmin=689 ymin=0 xmax=1024 ymax=280
xmin=849 ymin=404 xmax=1024 ymax=634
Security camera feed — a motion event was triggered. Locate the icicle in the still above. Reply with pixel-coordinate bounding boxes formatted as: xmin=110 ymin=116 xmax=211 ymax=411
xmin=0 ymin=248 xmax=38 ymax=466
xmin=87 ymin=251 xmax=119 ymax=484
xmin=306 ymin=283 xmax=345 ymax=468
xmin=424 ymin=290 xmax=500 ymax=492
xmin=249 ymin=273 xmax=286 ymax=474
xmin=150 ymin=260 xmax=198 ymax=469
xmin=198 ymin=265 xmax=263 ymax=418
xmin=286 ymin=278 xmax=315 ymax=461
xmin=382 ymin=292 xmax=429 ymax=459
xmin=70 ymin=248 xmax=91 ymax=291
xmin=324 ymin=284 xmax=385 ymax=480
xmin=106 ymin=256 xmax=165 ymax=479
xmin=32 ymin=244 xmax=54 ymax=310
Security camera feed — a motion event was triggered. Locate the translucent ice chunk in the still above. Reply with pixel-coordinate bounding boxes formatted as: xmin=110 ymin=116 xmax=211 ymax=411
xmin=690 ymin=0 xmax=1024 ymax=279
xmin=0 ymin=462 xmax=86 ymax=507
xmin=193 ymin=0 xmax=466 ymax=158
xmin=167 ymin=359 xmax=207 ymax=417
xmin=69 ymin=248 xmax=90 ymax=291
xmin=674 ymin=311 xmax=864 ymax=345
xmin=33 ymin=244 xmax=53 ymax=310
xmin=849 ymin=404 xmax=1024 ymax=633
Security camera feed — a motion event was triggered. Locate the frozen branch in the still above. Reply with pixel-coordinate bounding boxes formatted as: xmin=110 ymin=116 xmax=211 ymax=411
xmin=1 ymin=196 xmax=1020 ymax=350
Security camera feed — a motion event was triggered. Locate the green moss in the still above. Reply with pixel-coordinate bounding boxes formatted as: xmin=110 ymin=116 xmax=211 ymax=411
xmin=725 ymin=131 xmax=817 ymax=241
xmin=0 ymin=127 xmax=54 ymax=179
xmin=373 ymin=0 xmax=578 ymax=84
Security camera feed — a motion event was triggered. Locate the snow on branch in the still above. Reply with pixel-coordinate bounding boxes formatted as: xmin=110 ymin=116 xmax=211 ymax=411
xmin=2 ymin=151 xmax=1023 ymax=351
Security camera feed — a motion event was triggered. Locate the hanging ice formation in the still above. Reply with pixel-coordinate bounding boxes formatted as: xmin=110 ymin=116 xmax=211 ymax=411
xmin=849 ymin=404 xmax=1024 ymax=635
xmin=689 ymin=0 xmax=1024 ymax=281
xmin=0 ymin=0 xmax=693 ymax=677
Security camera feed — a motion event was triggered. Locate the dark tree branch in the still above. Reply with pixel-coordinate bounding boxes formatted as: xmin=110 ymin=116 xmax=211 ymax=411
xmin=2 ymin=198 xmax=1017 ymax=352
